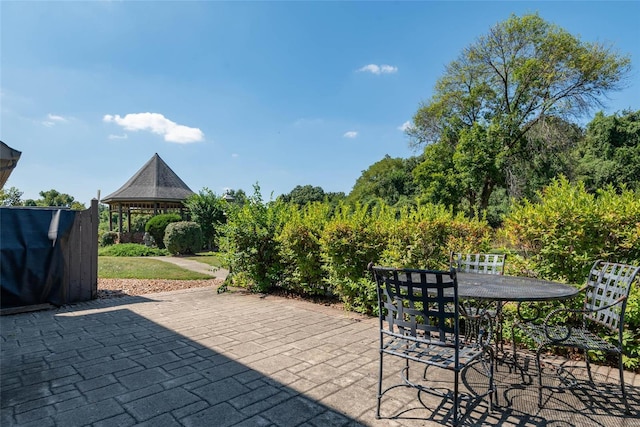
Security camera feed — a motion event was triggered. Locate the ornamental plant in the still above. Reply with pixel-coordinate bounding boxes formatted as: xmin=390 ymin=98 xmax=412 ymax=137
xmin=145 ymin=213 xmax=182 ymax=249
xmin=164 ymin=221 xmax=203 ymax=255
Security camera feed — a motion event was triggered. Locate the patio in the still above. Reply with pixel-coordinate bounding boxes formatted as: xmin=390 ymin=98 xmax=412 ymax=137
xmin=1 ymin=287 xmax=639 ymax=426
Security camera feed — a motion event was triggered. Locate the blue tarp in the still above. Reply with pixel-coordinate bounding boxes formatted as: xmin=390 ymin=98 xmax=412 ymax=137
xmin=1 ymin=207 xmax=76 ymax=308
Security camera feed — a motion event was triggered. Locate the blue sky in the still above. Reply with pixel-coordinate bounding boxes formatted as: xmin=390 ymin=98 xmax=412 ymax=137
xmin=2 ymin=1 xmax=639 ymax=206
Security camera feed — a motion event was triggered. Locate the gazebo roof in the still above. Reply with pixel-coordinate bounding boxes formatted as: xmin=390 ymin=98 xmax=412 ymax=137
xmin=102 ymin=153 xmax=194 ymax=203
xmin=0 ymin=141 xmax=22 ymax=189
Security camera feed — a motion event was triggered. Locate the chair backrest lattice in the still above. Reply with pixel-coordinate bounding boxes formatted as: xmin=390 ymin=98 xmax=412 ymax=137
xmin=452 ymin=252 xmax=506 ymax=275
xmin=371 ymin=266 xmax=459 ymax=346
xmin=584 ymin=260 xmax=640 ymax=332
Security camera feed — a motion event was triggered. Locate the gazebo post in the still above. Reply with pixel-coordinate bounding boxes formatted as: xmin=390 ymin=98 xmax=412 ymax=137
xmin=127 ymin=206 xmax=131 ymax=233
xmin=108 ymin=205 xmax=113 ymax=231
xmin=118 ymin=204 xmax=123 ymax=234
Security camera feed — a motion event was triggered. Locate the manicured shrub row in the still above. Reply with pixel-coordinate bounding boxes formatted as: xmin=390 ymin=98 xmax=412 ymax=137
xmin=98 ymin=243 xmax=168 ymax=257
xmin=219 ymin=180 xmax=640 ymax=369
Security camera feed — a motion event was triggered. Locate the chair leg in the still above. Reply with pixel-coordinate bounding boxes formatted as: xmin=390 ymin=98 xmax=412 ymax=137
xmin=584 ymin=349 xmax=594 ymax=383
xmin=618 ymin=354 xmax=631 ymax=414
xmin=489 ymin=348 xmax=496 ymax=411
xmin=535 ymin=347 xmax=544 ymax=408
xmin=453 ymin=370 xmax=459 ymax=426
xmin=376 ymin=351 xmax=383 ymax=418
xmin=511 ymin=325 xmax=526 ymax=383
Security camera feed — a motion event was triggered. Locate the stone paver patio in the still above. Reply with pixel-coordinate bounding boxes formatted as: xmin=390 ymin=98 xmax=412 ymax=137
xmin=2 ymin=287 xmax=639 ymax=426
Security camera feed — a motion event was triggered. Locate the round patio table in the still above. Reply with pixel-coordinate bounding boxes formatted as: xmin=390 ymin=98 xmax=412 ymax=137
xmin=456 ymin=273 xmax=580 ymax=302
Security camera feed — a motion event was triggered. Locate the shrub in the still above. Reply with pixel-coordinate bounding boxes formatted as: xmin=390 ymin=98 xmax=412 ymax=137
xmin=502 ymin=177 xmax=640 ymax=283
xmin=320 ymin=203 xmax=390 ymax=313
xmin=100 ymin=231 xmax=119 ymax=247
xmin=98 ymin=243 xmax=168 ymax=257
xmin=502 ymin=177 xmax=640 ymax=369
xmin=277 ymin=202 xmax=331 ymax=296
xmin=145 ymin=214 xmax=182 ymax=249
xmin=164 ymin=221 xmax=204 ymax=255
xmin=380 ymin=204 xmax=493 ymax=269
xmin=219 ymin=184 xmax=284 ymax=293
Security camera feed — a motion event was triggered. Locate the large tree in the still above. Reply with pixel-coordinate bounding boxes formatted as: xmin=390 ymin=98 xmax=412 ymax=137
xmin=576 ymin=109 xmax=640 ymax=192
xmin=348 ymin=155 xmax=421 ymax=206
xmin=408 ymin=13 xmax=631 ymax=215
xmin=36 ymin=189 xmax=85 ymax=210
xmin=0 ymin=186 xmax=23 ymax=206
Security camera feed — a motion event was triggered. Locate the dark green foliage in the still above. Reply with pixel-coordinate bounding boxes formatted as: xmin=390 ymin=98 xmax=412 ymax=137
xmin=145 ymin=213 xmax=182 ymax=249
xmin=164 ymin=221 xmax=204 ymax=255
xmin=576 ymin=110 xmax=640 ymax=192
xmin=185 ymin=188 xmax=227 ymax=250
xmin=348 ymin=155 xmax=420 ymax=207
xmin=100 ymin=231 xmax=119 ymax=247
xmin=279 ymin=185 xmax=326 ymax=205
xmin=219 ymin=184 xmax=284 ymax=292
xmin=0 ymin=186 xmax=23 ymax=206
xmin=130 ymin=214 xmax=152 ymax=233
xmin=407 ymin=13 xmax=630 ymax=218
xmin=98 ymin=243 xmax=168 ymax=257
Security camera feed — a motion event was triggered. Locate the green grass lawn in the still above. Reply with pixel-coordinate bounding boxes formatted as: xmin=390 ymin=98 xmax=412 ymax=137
xmin=180 ymin=252 xmax=221 ymax=267
xmin=99 ymin=256 xmax=214 ymax=280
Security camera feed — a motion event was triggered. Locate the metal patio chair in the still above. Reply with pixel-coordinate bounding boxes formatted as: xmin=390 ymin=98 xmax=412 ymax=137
xmin=451 ymin=252 xmax=507 ymax=350
xmin=512 ymin=260 xmax=640 ymax=413
xmin=452 ymin=252 xmax=506 ymax=275
xmin=369 ymin=264 xmax=495 ymax=426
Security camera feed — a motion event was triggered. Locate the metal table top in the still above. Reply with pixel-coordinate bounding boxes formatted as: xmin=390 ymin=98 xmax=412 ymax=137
xmin=456 ymin=273 xmax=579 ymax=302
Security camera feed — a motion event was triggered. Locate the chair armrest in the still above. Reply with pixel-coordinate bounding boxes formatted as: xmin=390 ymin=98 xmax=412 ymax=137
xmin=541 ymin=295 xmax=627 ymax=342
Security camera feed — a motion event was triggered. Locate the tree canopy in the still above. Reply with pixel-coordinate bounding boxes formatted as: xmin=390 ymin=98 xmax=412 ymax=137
xmin=348 ymin=155 xmax=420 ymax=207
xmin=576 ymin=110 xmax=640 ymax=192
xmin=407 ymin=13 xmax=631 ymax=216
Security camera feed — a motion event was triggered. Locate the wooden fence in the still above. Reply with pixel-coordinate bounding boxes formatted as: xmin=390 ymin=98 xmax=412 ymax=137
xmin=0 ymin=199 xmax=99 ymax=312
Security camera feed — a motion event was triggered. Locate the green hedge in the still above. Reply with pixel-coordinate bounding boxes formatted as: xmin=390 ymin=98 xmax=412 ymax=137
xmin=145 ymin=214 xmax=182 ymax=249
xmin=164 ymin=221 xmax=204 ymax=255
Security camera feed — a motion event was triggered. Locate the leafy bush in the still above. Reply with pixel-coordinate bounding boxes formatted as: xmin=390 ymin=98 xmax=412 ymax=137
xmin=502 ymin=177 xmax=640 ymax=369
xmin=320 ymin=203 xmax=390 ymax=313
xmin=379 ymin=204 xmax=493 ymax=269
xmin=100 ymin=231 xmax=119 ymax=247
xmin=98 ymin=243 xmax=168 ymax=257
xmin=502 ymin=177 xmax=640 ymax=283
xmin=164 ymin=221 xmax=204 ymax=255
xmin=145 ymin=213 xmax=182 ymax=249
xmin=219 ymin=185 xmax=284 ymax=293
xmin=277 ymin=202 xmax=331 ymax=296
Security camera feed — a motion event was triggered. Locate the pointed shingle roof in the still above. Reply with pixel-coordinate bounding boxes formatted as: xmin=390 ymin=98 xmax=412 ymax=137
xmin=1 ymin=141 xmax=22 ymax=188
xmin=102 ymin=153 xmax=194 ymax=203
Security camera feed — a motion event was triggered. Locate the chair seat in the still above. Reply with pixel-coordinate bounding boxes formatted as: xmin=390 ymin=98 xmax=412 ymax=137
xmin=382 ymin=335 xmax=485 ymax=370
xmin=518 ymin=323 xmax=621 ymax=354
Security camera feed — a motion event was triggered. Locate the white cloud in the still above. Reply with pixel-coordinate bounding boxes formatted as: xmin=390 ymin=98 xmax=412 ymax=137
xmin=48 ymin=113 xmax=67 ymax=122
xmin=357 ymin=64 xmax=398 ymax=75
xmin=103 ymin=112 xmax=204 ymax=144
xmin=343 ymin=131 xmax=358 ymax=138
xmin=42 ymin=113 xmax=69 ymax=127
xmin=398 ymin=121 xmax=413 ymax=132
xmin=108 ymin=134 xmax=128 ymax=140
xmin=231 ymin=153 xmax=239 ymax=158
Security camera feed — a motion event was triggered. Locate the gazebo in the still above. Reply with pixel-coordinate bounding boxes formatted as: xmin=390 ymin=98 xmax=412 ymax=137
xmin=102 ymin=153 xmax=195 ymax=234
xmin=0 ymin=141 xmax=22 ymax=189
